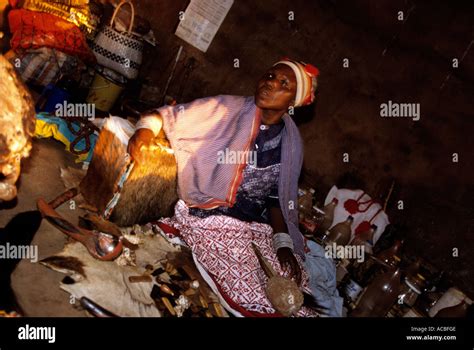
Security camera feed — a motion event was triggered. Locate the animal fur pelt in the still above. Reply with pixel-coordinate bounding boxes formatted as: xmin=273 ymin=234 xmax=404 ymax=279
xmin=40 ymin=227 xmax=180 ymax=317
xmin=79 ymin=121 xmax=178 ymax=226
xmin=0 ymin=55 xmax=36 ymax=201
xmin=39 ymin=225 xmax=228 ymax=317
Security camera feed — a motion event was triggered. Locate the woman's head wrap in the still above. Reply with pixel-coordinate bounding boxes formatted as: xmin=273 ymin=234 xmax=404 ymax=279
xmin=274 ymin=58 xmax=319 ymax=107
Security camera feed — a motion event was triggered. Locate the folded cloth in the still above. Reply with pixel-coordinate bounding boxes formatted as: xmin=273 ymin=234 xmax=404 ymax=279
xmin=8 ymin=8 xmax=95 ymax=62
xmin=7 ymin=48 xmax=84 ymax=87
xmin=22 ymin=0 xmax=100 ymax=36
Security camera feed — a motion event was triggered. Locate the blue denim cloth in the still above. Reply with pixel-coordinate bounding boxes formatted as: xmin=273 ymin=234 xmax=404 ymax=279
xmin=304 ymin=240 xmax=344 ymax=317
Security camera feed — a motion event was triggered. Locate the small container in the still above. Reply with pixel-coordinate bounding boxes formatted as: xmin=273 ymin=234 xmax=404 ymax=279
xmin=398 ymin=274 xmax=424 ymax=307
xmin=86 ymin=66 xmax=127 ymax=112
xmin=428 ymin=287 xmax=473 ymax=317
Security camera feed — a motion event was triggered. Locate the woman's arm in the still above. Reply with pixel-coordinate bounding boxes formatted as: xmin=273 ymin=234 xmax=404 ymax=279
xmin=127 ymin=112 xmax=163 ymax=163
xmin=269 ymin=205 xmax=302 ymax=285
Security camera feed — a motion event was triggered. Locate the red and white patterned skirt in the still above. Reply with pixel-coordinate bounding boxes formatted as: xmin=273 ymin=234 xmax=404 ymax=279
xmin=159 ymin=200 xmax=318 ymax=317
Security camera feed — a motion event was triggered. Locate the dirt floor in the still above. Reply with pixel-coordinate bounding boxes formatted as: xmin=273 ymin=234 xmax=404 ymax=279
xmin=0 ymin=139 xmax=85 ymax=316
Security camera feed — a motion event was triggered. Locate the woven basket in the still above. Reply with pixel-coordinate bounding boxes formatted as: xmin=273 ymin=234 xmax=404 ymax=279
xmin=91 ymin=1 xmax=143 ymax=80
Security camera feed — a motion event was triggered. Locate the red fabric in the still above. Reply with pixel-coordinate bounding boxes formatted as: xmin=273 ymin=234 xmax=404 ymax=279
xmin=354 ymin=221 xmax=371 ymax=235
xmin=8 ymin=9 xmax=95 ymax=62
xmin=354 ymin=208 xmax=383 ymax=235
xmin=343 ymin=192 xmax=379 ymax=215
xmin=305 ymin=63 xmax=320 ymax=77
xmin=343 ymin=198 xmax=359 ymax=214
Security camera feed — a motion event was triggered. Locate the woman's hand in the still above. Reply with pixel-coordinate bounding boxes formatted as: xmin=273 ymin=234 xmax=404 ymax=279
xmin=127 ymin=128 xmax=155 ymax=164
xmin=277 ymin=247 xmax=302 ymax=285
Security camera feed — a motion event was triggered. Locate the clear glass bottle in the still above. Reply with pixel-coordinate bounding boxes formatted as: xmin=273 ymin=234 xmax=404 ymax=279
xmin=317 ymin=198 xmax=338 ymax=237
xmin=350 ymin=267 xmax=402 ymax=317
xmin=405 ymin=257 xmax=422 ymax=279
xmin=375 ymin=239 xmax=403 ymax=268
xmin=301 ymin=205 xmax=326 ymax=238
xmin=325 ymin=215 xmax=353 ymax=246
xmin=351 ymin=224 xmax=376 ymax=255
xmin=298 ymin=188 xmax=315 ymax=221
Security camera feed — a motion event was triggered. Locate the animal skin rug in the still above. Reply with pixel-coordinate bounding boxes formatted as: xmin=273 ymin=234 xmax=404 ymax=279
xmin=40 ymin=226 xmax=182 ymax=317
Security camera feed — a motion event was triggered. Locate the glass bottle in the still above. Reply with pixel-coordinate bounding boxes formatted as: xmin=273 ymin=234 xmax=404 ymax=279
xmin=298 ymin=188 xmax=315 ymax=221
xmin=398 ymin=273 xmax=426 ymax=308
xmin=375 ymin=239 xmax=403 ymax=268
xmin=416 ymin=291 xmax=443 ymax=316
xmin=405 ymin=257 xmax=422 ymax=280
xmin=324 ymin=215 xmax=353 ymax=246
xmin=351 ymin=224 xmax=376 ymax=255
xmin=338 ymin=273 xmax=365 ymax=311
xmin=350 ymin=267 xmax=402 ymax=317
xmin=301 ymin=205 xmax=326 ymax=238
xmin=317 ymin=198 xmax=338 ymax=235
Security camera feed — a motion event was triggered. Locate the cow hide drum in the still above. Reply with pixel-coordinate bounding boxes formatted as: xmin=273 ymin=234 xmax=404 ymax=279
xmin=79 ymin=117 xmax=178 ymax=227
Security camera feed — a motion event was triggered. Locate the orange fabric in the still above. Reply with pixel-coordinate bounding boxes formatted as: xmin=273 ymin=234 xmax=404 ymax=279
xmin=8 ymin=9 xmax=95 ymax=62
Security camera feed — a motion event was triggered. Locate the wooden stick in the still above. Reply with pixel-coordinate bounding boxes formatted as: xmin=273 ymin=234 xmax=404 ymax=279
xmin=383 ymin=180 xmax=395 ymax=212
xmin=128 ymin=275 xmax=152 ymax=283
xmin=48 ymin=188 xmax=78 ymax=209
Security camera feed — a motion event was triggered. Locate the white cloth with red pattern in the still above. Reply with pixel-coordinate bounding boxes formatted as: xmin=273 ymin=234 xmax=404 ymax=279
xmin=160 ymin=200 xmax=319 ymax=317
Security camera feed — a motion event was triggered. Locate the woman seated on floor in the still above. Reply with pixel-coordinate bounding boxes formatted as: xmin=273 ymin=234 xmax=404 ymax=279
xmin=127 ymin=58 xmax=343 ymax=316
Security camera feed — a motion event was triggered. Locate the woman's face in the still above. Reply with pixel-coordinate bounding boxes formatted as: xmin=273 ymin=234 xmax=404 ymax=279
xmin=255 ymin=64 xmax=297 ymax=111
